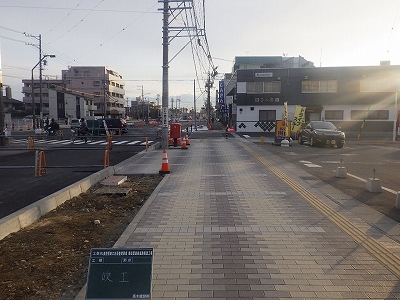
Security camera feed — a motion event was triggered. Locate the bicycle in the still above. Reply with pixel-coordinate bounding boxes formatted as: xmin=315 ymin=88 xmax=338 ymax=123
xmin=70 ymin=129 xmax=92 ymax=144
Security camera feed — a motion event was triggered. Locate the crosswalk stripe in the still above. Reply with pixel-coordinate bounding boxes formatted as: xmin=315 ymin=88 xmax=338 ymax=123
xmin=114 ymin=141 xmax=129 ymax=145
xmin=12 ymin=139 xmax=153 ymax=146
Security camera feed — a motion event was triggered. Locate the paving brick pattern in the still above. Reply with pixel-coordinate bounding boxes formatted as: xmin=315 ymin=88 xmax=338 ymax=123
xmin=117 ymin=137 xmax=400 ymax=299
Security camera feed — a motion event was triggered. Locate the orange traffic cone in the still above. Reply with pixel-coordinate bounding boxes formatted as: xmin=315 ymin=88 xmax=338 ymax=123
xmin=185 ymin=134 xmax=190 ymax=145
xmin=159 ymin=149 xmax=171 ymax=174
xmin=181 ymin=137 xmax=188 ymax=150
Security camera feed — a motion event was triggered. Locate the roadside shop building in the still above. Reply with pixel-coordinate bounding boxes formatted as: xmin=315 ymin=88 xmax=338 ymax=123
xmin=231 ymin=64 xmax=400 ymax=139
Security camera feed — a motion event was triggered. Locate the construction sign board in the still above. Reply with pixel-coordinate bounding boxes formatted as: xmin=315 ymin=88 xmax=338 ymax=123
xmin=85 ymin=248 xmax=153 ymax=300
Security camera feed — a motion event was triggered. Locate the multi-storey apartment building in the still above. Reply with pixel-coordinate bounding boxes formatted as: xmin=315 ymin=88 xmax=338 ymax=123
xmin=22 ymin=66 xmax=126 ymax=121
xmin=62 ymin=66 xmax=125 ymax=118
xmin=22 ymin=78 xmax=64 ymax=118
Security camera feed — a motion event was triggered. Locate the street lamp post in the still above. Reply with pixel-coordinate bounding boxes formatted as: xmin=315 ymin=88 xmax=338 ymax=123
xmin=31 ymin=54 xmax=55 ymax=129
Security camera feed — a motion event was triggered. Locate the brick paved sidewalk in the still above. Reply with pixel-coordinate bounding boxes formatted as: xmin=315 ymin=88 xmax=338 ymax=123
xmin=77 ymin=131 xmax=400 ymax=299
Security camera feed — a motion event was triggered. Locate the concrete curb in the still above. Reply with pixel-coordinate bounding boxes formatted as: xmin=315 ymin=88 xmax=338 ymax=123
xmin=0 ymin=166 xmax=116 ymax=241
xmin=0 ymin=141 xmax=163 ymax=242
xmin=0 ymin=140 xmax=163 ymax=241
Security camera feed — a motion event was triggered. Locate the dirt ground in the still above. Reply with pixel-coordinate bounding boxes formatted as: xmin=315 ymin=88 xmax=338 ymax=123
xmin=0 ymin=175 xmax=163 ymax=300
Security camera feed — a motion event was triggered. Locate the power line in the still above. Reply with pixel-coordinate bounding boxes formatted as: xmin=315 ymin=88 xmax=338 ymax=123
xmin=0 ymin=5 xmax=160 ymax=13
xmin=45 ymin=0 xmax=85 ymax=35
xmin=0 ymin=34 xmax=26 ymax=43
xmin=387 ymin=3 xmax=400 ymax=53
xmin=49 ymin=0 xmax=105 ymax=44
xmin=73 ymin=3 xmax=159 ymax=61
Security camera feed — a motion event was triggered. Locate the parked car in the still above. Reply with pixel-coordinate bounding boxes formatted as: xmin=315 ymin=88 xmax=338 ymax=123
xmin=298 ymin=121 xmax=345 ymax=148
xmin=70 ymin=119 xmax=81 ymax=130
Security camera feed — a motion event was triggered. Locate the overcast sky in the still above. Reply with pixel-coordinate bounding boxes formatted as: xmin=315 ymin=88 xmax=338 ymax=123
xmin=1 ymin=0 xmax=400 ymax=108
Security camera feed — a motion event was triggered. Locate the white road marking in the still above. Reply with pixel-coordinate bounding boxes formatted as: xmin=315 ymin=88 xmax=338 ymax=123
xmin=304 ymin=163 xmax=322 ymax=168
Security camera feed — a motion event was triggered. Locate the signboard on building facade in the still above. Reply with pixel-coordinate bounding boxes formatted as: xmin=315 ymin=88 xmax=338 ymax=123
xmin=255 ymin=72 xmax=273 ymax=78
xmin=218 ymin=81 xmax=225 ymax=105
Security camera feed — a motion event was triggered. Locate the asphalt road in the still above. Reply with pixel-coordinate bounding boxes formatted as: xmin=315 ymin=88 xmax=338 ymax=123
xmin=255 ymin=138 xmax=400 ymax=222
xmin=2 ymin=124 xmax=399 ymax=224
xmin=0 ymin=125 xmax=162 ymax=219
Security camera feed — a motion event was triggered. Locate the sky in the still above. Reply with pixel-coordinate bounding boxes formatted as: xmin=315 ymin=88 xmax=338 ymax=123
xmin=1 ymin=0 xmax=400 ymax=109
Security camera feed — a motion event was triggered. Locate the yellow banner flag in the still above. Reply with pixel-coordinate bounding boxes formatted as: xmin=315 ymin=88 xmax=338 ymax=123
xmin=283 ymin=102 xmax=288 ymax=120
xmin=291 ymin=106 xmax=306 ymax=133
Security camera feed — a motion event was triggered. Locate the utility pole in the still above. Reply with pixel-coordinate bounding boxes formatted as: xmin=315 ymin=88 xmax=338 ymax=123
xmin=205 ymin=67 xmax=218 ymax=125
xmin=26 ymin=33 xmax=42 ymax=128
xmin=206 ymin=74 xmax=211 ymax=124
xmin=159 ymin=0 xmax=200 ymax=149
xmin=161 ymin=0 xmax=169 ymax=149
xmin=38 ymin=34 xmax=43 ymax=128
xmin=170 ymin=97 xmax=174 ymax=121
xmin=193 ymin=79 xmax=197 ymax=130
xmin=141 ymin=85 xmax=144 ymax=120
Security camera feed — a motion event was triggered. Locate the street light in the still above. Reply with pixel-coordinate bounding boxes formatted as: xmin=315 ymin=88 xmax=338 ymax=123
xmin=31 ymin=54 xmax=55 ymax=129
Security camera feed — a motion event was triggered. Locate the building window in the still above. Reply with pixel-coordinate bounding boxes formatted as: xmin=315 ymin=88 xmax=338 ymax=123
xmin=264 ymin=81 xmax=281 ymax=93
xmin=325 ymin=110 xmax=344 ymax=120
xmin=93 ymin=81 xmax=100 ymax=86
xmin=247 ymin=81 xmax=281 ymax=93
xmin=351 ymin=110 xmax=389 ymax=120
xmin=302 ymin=80 xmax=337 ymax=93
xmin=83 ymin=71 xmax=90 ymax=77
xmin=259 ymin=110 xmax=276 ymax=121
xmin=360 ymin=78 xmax=395 ymax=92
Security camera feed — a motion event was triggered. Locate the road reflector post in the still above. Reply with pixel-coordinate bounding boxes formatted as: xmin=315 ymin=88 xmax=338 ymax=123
xmin=36 ymin=150 xmax=47 ymax=177
xmin=104 ymin=149 xmax=110 ymax=168
xmin=107 ymin=136 xmax=113 ymax=151
xmin=146 ymin=137 xmax=149 ymax=151
xmin=28 ymin=136 xmax=35 ymax=149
